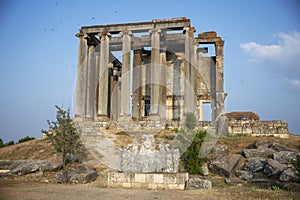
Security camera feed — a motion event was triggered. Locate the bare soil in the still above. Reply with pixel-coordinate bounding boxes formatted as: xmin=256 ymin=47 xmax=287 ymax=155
xmin=0 ymin=178 xmax=299 ymax=200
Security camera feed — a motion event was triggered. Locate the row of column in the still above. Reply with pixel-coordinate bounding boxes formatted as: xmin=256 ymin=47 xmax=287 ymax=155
xmin=75 ymin=26 xmax=223 ymax=123
xmin=75 ymin=28 xmax=166 ymax=122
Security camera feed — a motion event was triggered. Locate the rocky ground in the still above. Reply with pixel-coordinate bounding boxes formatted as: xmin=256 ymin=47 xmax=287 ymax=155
xmin=0 ymin=134 xmax=300 ymax=199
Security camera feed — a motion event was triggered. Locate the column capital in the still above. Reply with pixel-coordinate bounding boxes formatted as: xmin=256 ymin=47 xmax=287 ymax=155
xmin=120 ymin=30 xmax=133 ymax=36
xmin=98 ymin=32 xmax=111 ymax=38
xmin=148 ymin=28 xmax=161 ymax=34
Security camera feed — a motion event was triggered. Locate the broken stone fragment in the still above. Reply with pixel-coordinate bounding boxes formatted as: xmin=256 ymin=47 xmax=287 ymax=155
xmin=273 ymin=151 xmax=299 ymax=164
xmin=209 ymin=154 xmax=242 ymax=178
xmin=242 ymin=157 xmax=266 ymax=173
xmin=236 ymin=170 xmax=253 ymax=180
xmin=279 ymin=168 xmax=299 ymax=182
xmin=188 ymin=176 xmax=212 ymax=189
xmin=263 ymin=158 xmax=288 ymax=177
xmin=243 ymin=148 xmax=275 ymax=158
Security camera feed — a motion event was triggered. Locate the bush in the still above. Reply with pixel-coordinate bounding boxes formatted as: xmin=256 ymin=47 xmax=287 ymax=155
xmin=182 ymin=130 xmax=208 ymax=175
xmin=0 ymin=138 xmax=4 ymax=148
xmin=42 ymin=105 xmax=83 ymax=183
xmin=18 ymin=136 xmax=35 ymax=143
xmin=6 ymin=141 xmax=15 ymax=146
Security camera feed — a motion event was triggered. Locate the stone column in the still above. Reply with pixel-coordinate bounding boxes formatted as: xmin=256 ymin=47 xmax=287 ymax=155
xmin=75 ymin=32 xmax=87 ymax=118
xmin=120 ymin=31 xmax=132 ymax=122
xmin=149 ymin=28 xmax=161 ymax=121
xmin=94 ymin=46 xmax=100 ymax=119
xmin=215 ymin=41 xmax=225 ymax=119
xmin=184 ymin=27 xmax=196 ymax=115
xmin=111 ymin=65 xmax=119 ymax=121
xmin=132 ymin=49 xmax=142 ymax=120
xmin=86 ymin=45 xmax=95 ymax=119
xmin=97 ymin=32 xmax=110 ymax=121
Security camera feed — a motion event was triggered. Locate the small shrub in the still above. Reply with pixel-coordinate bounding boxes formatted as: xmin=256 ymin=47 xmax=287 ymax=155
xmin=18 ymin=136 xmax=35 ymax=143
xmin=0 ymin=138 xmax=4 ymax=148
xmin=182 ymin=130 xmax=208 ymax=175
xmin=6 ymin=141 xmax=15 ymax=146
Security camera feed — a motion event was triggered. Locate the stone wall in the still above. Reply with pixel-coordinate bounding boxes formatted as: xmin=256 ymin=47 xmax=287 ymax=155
xmin=107 ymin=172 xmax=188 ymax=190
xmin=198 ymin=120 xmax=289 ymax=138
xmin=228 ymin=120 xmax=289 ymax=138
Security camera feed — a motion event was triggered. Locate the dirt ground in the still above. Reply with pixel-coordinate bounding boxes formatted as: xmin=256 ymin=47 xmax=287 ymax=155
xmin=0 ymin=178 xmax=299 ymax=200
xmin=1 ymin=135 xmax=299 ymax=200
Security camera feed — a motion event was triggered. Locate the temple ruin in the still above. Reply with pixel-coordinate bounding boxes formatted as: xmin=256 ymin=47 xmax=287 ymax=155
xmin=75 ymin=17 xmax=225 ymax=128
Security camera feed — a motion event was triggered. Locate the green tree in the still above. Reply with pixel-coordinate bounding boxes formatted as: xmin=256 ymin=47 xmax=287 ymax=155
xmin=182 ymin=130 xmax=207 ymax=174
xmin=6 ymin=141 xmax=15 ymax=146
xmin=42 ymin=105 xmax=83 ymax=183
xmin=0 ymin=138 xmax=4 ymax=148
xmin=18 ymin=136 xmax=35 ymax=143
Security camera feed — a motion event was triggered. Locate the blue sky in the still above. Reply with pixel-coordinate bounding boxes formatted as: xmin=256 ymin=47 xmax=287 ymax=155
xmin=0 ymin=0 xmax=299 ymax=142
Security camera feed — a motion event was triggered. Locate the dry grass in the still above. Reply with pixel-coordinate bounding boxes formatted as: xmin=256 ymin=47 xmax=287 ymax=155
xmin=0 ymin=139 xmax=55 ymax=160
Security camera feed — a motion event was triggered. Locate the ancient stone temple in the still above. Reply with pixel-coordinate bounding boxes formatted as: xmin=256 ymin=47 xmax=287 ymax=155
xmin=75 ymin=17 xmax=225 ymax=128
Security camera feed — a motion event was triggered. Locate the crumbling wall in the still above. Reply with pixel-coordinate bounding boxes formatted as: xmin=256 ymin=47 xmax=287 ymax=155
xmin=228 ymin=120 xmax=289 ymax=138
xmin=198 ymin=120 xmax=289 ymax=138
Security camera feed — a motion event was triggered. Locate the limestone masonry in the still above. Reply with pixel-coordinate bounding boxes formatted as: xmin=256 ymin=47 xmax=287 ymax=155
xmin=75 ymin=17 xmax=225 ymax=128
xmin=75 ymin=17 xmax=289 ymax=136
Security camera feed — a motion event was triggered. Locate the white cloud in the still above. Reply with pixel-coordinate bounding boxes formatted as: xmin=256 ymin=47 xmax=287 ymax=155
xmin=240 ymin=32 xmax=300 ymax=65
xmin=240 ymin=32 xmax=300 ymax=92
xmin=285 ymin=78 xmax=300 ymax=91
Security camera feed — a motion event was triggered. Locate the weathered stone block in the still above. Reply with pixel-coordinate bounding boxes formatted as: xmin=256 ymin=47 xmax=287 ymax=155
xmin=188 ymin=177 xmax=212 ymax=189
xmin=263 ymin=158 xmax=288 ymax=177
xmin=279 ymin=168 xmax=299 ymax=182
xmin=273 ymin=151 xmax=299 ymax=164
xmin=210 ymin=144 xmax=228 ymax=160
xmin=134 ymin=173 xmax=146 ymax=183
xmin=153 ymin=174 xmax=164 ymax=183
xmin=243 ymin=148 xmax=275 ymax=158
xmin=236 ymin=170 xmax=253 ymax=180
xmin=242 ymin=157 xmax=266 ymax=173
xmin=209 ymin=154 xmax=242 ymax=177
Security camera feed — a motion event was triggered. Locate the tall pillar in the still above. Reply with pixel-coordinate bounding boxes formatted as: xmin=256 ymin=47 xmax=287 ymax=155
xmin=184 ymin=27 xmax=196 ymax=115
xmin=111 ymin=65 xmax=119 ymax=121
xmin=86 ymin=45 xmax=95 ymax=119
xmin=215 ymin=41 xmax=225 ymax=119
xmin=149 ymin=28 xmax=161 ymax=121
xmin=75 ymin=32 xmax=87 ymax=118
xmin=132 ymin=49 xmax=142 ymax=120
xmin=120 ymin=31 xmax=132 ymax=121
xmin=94 ymin=46 xmax=100 ymax=119
xmin=97 ymin=32 xmax=110 ymax=121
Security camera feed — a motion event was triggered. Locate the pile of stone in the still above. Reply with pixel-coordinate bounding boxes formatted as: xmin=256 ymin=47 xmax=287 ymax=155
xmin=208 ymin=141 xmax=300 ymax=187
xmin=0 ymin=155 xmax=98 ymax=184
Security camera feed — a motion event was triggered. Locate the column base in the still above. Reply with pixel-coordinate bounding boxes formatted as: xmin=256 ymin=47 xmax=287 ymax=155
xmin=97 ymin=115 xmax=109 ymax=122
xmin=119 ymin=114 xmax=131 ymax=123
xmin=149 ymin=113 xmax=160 ymax=121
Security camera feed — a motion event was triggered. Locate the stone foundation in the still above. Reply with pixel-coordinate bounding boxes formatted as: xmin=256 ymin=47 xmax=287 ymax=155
xmin=107 ymin=172 xmax=188 ymax=190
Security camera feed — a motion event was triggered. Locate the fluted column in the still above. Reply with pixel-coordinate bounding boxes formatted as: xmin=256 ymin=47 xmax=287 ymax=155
xmin=215 ymin=40 xmax=225 ymax=119
xmin=149 ymin=28 xmax=161 ymax=121
xmin=120 ymin=31 xmax=132 ymax=121
xmin=94 ymin=46 xmax=100 ymax=119
xmin=86 ymin=45 xmax=95 ymax=119
xmin=97 ymin=32 xmax=110 ymax=121
xmin=75 ymin=32 xmax=87 ymax=118
xmin=132 ymin=49 xmax=142 ymax=120
xmin=184 ymin=27 xmax=196 ymax=116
